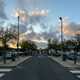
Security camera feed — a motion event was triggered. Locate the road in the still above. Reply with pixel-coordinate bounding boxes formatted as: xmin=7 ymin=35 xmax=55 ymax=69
xmin=0 ymin=55 xmax=79 ymax=80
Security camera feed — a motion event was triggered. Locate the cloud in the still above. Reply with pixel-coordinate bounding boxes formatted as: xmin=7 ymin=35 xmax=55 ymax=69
xmin=19 ymin=24 xmax=58 ymax=44
xmin=0 ymin=0 xmax=7 ymax=19
xmin=58 ymin=17 xmax=80 ymax=37
xmin=30 ymin=9 xmax=48 ymax=16
xmin=8 ymin=23 xmax=27 ymax=34
xmin=11 ymin=1 xmax=51 ymax=44
xmin=28 ymin=8 xmax=48 ymax=25
xmin=40 ymin=23 xmax=48 ymax=29
xmin=20 ymin=25 xmax=42 ymax=41
xmin=16 ymin=0 xmax=40 ymax=9
xmin=13 ymin=8 xmax=48 ymax=24
xmin=63 ymin=22 xmax=80 ymax=36
xmin=13 ymin=8 xmax=29 ymax=23
xmin=41 ymin=31 xmax=58 ymax=41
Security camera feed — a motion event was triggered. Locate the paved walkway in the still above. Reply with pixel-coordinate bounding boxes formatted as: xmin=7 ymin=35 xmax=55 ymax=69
xmin=49 ymin=56 xmax=80 ymax=68
xmin=0 ymin=56 xmax=31 ymax=67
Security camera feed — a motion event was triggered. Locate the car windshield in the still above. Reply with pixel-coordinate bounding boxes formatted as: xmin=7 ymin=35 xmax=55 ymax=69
xmin=0 ymin=0 xmax=80 ymax=80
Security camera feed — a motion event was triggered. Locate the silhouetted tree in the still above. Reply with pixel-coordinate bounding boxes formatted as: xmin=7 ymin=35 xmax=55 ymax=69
xmin=47 ymin=39 xmax=52 ymax=49
xmin=21 ymin=40 xmax=37 ymax=50
xmin=0 ymin=28 xmax=17 ymax=48
xmin=74 ymin=33 xmax=80 ymax=51
xmin=0 ymin=26 xmax=17 ymax=64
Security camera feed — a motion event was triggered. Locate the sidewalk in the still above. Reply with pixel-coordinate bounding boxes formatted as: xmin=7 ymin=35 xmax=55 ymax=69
xmin=0 ymin=56 xmax=31 ymax=67
xmin=49 ymin=56 xmax=80 ymax=68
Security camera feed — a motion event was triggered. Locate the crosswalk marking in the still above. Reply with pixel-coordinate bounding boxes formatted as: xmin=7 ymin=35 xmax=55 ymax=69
xmin=70 ymin=70 xmax=80 ymax=74
xmin=70 ymin=70 xmax=80 ymax=79
xmin=0 ymin=73 xmax=5 ymax=78
xmin=0 ymin=68 xmax=13 ymax=78
xmin=77 ymin=75 xmax=80 ymax=78
xmin=0 ymin=69 xmax=12 ymax=72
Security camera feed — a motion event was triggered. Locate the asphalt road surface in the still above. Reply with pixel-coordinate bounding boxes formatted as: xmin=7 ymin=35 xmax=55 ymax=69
xmin=0 ymin=55 xmax=79 ymax=80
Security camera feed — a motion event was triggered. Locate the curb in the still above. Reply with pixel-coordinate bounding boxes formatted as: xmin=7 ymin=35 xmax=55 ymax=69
xmin=0 ymin=56 xmax=32 ymax=68
xmin=49 ymin=56 xmax=80 ymax=69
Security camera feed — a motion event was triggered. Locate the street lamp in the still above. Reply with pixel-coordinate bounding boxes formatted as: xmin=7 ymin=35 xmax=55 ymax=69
xmin=59 ymin=17 xmax=63 ymax=50
xmin=17 ymin=16 xmax=20 ymax=54
xmin=59 ymin=17 xmax=65 ymax=61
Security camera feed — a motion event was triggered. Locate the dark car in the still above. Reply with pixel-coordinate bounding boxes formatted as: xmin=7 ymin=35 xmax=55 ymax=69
xmin=67 ymin=53 xmax=75 ymax=60
xmin=6 ymin=51 xmax=17 ymax=60
xmin=66 ymin=51 xmax=79 ymax=60
xmin=53 ymin=52 xmax=61 ymax=57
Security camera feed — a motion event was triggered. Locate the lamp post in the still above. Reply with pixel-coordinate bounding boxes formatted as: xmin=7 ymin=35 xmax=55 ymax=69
xmin=59 ymin=17 xmax=63 ymax=49
xmin=17 ymin=16 xmax=20 ymax=55
xmin=59 ymin=17 xmax=65 ymax=61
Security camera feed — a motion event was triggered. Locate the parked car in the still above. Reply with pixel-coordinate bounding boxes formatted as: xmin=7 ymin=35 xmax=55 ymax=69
xmin=52 ymin=52 xmax=61 ymax=57
xmin=66 ymin=53 xmax=74 ymax=60
xmin=6 ymin=51 xmax=17 ymax=60
xmin=66 ymin=51 xmax=80 ymax=60
xmin=6 ymin=51 xmax=13 ymax=59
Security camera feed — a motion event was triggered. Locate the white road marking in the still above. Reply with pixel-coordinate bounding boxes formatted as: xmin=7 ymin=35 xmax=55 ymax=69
xmin=0 ymin=73 xmax=5 ymax=78
xmin=0 ymin=69 xmax=12 ymax=72
xmin=77 ymin=75 xmax=80 ymax=78
xmin=70 ymin=70 xmax=80 ymax=74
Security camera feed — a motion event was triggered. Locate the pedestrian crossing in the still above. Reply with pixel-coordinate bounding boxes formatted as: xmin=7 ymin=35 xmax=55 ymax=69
xmin=0 ymin=68 xmax=12 ymax=78
xmin=70 ymin=70 xmax=80 ymax=74
xmin=70 ymin=69 xmax=80 ymax=79
xmin=77 ymin=75 xmax=80 ymax=78
xmin=0 ymin=73 xmax=5 ymax=77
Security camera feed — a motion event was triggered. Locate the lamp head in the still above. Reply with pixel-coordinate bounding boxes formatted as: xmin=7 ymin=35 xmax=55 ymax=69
xmin=59 ymin=17 xmax=62 ymax=20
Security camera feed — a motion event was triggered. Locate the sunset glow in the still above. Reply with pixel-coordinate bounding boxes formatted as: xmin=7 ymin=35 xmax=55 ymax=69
xmin=0 ymin=0 xmax=80 ymax=48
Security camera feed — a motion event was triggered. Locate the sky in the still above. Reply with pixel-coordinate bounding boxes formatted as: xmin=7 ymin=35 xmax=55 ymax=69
xmin=5 ymin=0 xmax=80 ymax=23
xmin=0 ymin=0 xmax=80 ymax=48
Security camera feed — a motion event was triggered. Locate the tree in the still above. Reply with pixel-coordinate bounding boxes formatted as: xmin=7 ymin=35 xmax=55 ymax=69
xmin=0 ymin=25 xmax=17 ymax=48
xmin=47 ymin=38 xmax=58 ymax=49
xmin=21 ymin=40 xmax=37 ymax=50
xmin=75 ymin=34 xmax=80 ymax=44
xmin=52 ymin=39 xmax=58 ymax=49
xmin=0 ymin=27 xmax=17 ymax=64
xmin=63 ymin=40 xmax=75 ymax=51
xmin=74 ymin=33 xmax=80 ymax=51
xmin=47 ymin=39 xmax=52 ymax=49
